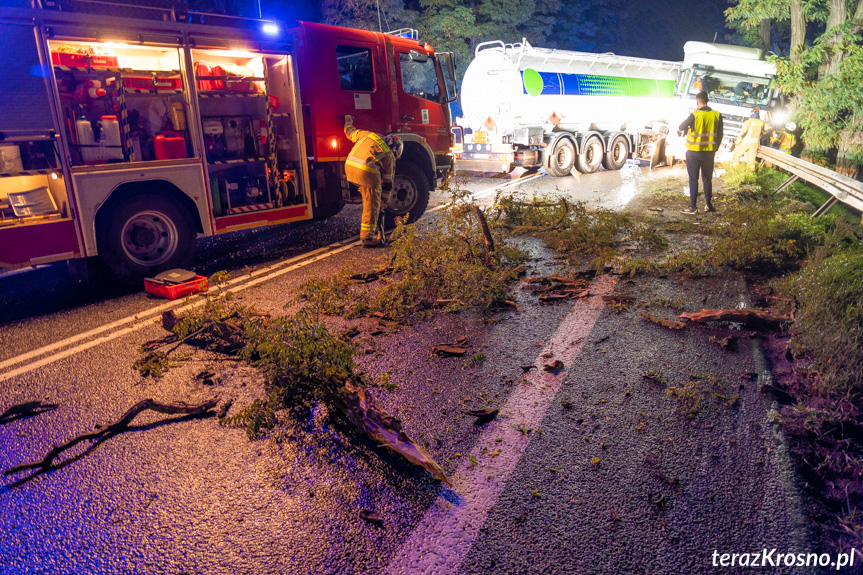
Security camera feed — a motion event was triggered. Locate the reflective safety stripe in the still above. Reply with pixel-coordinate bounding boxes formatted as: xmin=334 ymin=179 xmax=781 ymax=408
xmin=685 ymin=109 xmax=721 ymax=152
xmin=346 ymin=157 xmax=382 ymax=175
xmin=366 ymin=132 xmax=391 ymax=154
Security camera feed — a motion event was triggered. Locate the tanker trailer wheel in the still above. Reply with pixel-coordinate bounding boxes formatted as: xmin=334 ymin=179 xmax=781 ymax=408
xmin=547 ymin=138 xmax=576 ymax=177
xmin=97 ymin=194 xmax=195 ymax=282
xmin=383 ymin=162 xmax=429 ymax=229
xmin=602 ymin=135 xmax=630 ymax=171
xmin=576 ymin=136 xmax=604 ymax=173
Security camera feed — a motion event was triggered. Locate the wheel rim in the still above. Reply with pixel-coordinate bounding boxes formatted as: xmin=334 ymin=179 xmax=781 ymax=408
xmin=586 ymin=140 xmax=602 ymax=168
xmin=120 ymin=210 xmax=178 ymax=267
xmin=555 ymin=143 xmax=573 ymax=170
xmin=389 ymin=175 xmax=418 ymax=215
xmin=611 ymin=141 xmax=625 ymax=164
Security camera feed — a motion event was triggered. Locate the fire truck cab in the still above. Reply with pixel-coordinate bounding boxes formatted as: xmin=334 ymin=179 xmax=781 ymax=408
xmin=0 ymin=1 xmax=458 ymax=280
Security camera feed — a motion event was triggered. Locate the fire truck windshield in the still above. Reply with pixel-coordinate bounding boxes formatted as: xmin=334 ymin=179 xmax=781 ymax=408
xmin=399 ymin=52 xmax=440 ymax=102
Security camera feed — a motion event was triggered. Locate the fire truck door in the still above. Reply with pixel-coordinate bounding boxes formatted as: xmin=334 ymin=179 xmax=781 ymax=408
xmin=330 ymin=40 xmax=388 ymax=158
xmin=394 ymin=48 xmax=448 ymax=152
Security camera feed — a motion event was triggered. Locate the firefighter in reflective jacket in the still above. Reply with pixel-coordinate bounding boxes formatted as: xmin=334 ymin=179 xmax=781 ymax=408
xmin=678 ymin=90 xmax=723 ymax=214
xmin=731 ymin=109 xmax=766 ymax=170
xmin=771 ymin=122 xmax=798 ymax=155
xmin=344 ymin=115 xmax=403 ymax=247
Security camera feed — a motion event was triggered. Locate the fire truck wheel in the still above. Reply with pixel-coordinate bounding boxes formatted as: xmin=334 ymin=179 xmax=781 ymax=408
xmin=547 ymin=138 xmax=576 ymax=177
xmin=602 ymin=135 xmax=630 ymax=171
xmin=576 ymin=136 xmax=604 ymax=173
xmin=383 ymin=162 xmax=429 ymax=228
xmin=98 ymin=195 xmax=195 ymax=281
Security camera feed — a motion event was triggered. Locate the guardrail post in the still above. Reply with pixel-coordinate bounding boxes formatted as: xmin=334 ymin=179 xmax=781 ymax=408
xmin=771 ymin=174 xmax=800 ymax=196
xmin=812 ymin=196 xmax=839 ymax=218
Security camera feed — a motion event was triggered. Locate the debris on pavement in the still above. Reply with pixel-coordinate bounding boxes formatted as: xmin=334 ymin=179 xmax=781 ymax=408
xmin=466 ymin=408 xmax=499 ymax=424
xmin=708 ymin=335 xmax=738 ymax=351
xmin=4 ymin=398 xmax=219 ymax=487
xmin=359 ymin=510 xmax=384 ymax=525
xmin=641 ymin=312 xmax=686 ymax=330
xmin=0 ymin=400 xmax=58 ymax=425
xmin=677 ymin=308 xmax=791 ymax=330
xmin=333 ymin=380 xmax=452 ymax=487
xmin=543 ymin=360 xmax=564 ymax=373
xmin=433 ymin=344 xmax=468 ymax=357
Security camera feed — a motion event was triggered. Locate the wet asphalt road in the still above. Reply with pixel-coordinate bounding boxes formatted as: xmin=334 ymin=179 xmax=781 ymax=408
xmin=0 ymin=164 xmax=823 ymax=574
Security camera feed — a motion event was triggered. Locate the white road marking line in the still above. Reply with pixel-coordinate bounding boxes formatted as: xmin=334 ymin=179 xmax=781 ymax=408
xmin=0 ymin=174 xmax=543 ymax=382
xmin=0 ymin=243 xmax=358 ymax=384
xmin=385 ymin=275 xmax=613 ymax=575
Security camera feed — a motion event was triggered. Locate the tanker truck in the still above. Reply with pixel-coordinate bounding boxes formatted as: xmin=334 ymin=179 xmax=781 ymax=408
xmin=454 ymin=39 xmax=784 ymax=176
xmin=453 ymin=39 xmax=681 ymax=176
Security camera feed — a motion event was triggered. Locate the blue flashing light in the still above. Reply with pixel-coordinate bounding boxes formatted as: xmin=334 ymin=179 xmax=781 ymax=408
xmin=262 ymin=23 xmax=280 ymax=35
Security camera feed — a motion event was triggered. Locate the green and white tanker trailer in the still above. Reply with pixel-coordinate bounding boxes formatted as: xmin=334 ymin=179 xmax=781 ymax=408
xmin=454 ymin=39 xmax=681 ymax=175
xmin=453 ymin=39 xmax=782 ymax=175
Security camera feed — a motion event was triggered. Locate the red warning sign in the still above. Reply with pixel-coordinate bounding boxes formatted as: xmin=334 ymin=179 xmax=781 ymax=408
xmin=483 ymin=116 xmax=496 ymax=131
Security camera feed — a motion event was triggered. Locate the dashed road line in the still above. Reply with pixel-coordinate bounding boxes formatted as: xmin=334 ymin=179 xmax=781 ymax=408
xmin=385 ymin=275 xmax=612 ymax=575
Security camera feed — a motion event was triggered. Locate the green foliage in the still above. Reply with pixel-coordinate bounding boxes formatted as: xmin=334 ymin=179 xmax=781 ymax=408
xmin=491 ymin=196 xmax=668 ymax=274
xmin=780 ymin=230 xmax=863 ymax=394
xmin=666 ymin=373 xmax=737 ymax=418
xmin=299 ymin=188 xmax=528 ymax=322
xmin=372 ymin=199 xmax=528 ymax=319
xmin=298 ymin=271 xmax=366 ymax=317
xmin=795 ymin=48 xmax=863 ymax=159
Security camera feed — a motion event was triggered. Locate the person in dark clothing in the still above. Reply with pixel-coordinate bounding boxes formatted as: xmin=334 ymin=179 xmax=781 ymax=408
xmin=678 ymin=91 xmax=724 ymax=214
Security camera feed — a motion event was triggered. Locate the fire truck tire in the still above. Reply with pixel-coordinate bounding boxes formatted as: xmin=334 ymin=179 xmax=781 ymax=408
xmin=383 ymin=162 xmax=429 ymax=228
xmin=576 ymin=136 xmax=604 ymax=173
xmin=602 ymin=135 xmax=630 ymax=171
xmin=546 ymin=138 xmax=576 ymax=177
xmin=312 ymin=200 xmax=346 ymax=220
xmin=98 ymin=195 xmax=195 ymax=281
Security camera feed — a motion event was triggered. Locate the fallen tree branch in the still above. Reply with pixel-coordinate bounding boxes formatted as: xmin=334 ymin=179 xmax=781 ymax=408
xmin=677 ymin=308 xmax=791 ymax=330
xmin=548 ymin=198 xmax=570 ymax=231
xmin=474 ymin=205 xmax=495 ymax=254
xmin=4 ymin=398 xmax=218 ymax=486
xmin=333 ymin=380 xmax=452 ymax=487
xmin=641 ymin=312 xmax=686 ymax=330
xmin=0 ymin=401 xmax=58 ymax=425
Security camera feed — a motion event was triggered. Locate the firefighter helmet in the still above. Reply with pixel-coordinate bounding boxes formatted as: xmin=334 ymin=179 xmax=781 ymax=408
xmin=384 ymin=135 xmax=403 ymax=159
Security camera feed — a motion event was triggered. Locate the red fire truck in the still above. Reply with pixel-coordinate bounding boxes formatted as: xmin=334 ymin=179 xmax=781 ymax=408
xmin=0 ymin=1 xmax=458 ymax=279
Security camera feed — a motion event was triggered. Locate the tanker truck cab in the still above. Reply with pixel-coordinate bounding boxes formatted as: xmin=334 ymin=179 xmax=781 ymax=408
xmin=291 ymin=22 xmax=457 ymax=226
xmin=674 ymin=42 xmax=780 ymax=145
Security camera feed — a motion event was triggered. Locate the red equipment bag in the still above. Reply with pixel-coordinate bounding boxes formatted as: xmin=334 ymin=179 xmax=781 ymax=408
xmin=195 ymin=61 xmax=225 ymax=91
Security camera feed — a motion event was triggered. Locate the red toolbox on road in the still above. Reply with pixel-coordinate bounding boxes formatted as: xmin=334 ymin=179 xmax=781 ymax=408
xmin=144 ymin=269 xmax=208 ymax=300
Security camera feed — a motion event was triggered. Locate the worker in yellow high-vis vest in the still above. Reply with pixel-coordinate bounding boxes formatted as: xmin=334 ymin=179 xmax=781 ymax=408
xmin=344 ymin=115 xmax=403 ymax=247
xmin=677 ymin=91 xmax=724 ymax=214
xmin=731 ymin=109 xmax=767 ymax=170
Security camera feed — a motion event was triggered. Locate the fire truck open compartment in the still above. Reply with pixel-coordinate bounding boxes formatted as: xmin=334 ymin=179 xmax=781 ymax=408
xmin=49 ymin=39 xmax=191 ymax=167
xmin=191 ymin=49 xmax=304 ymax=217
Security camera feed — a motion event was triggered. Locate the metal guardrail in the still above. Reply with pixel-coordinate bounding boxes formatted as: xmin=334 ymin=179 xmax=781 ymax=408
xmin=756 ymin=146 xmax=863 ymax=217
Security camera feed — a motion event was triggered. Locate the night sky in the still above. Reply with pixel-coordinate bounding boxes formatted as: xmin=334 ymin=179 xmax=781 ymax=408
xmin=615 ymin=0 xmax=732 ymax=61
xmin=256 ymin=0 xmax=733 ymax=62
